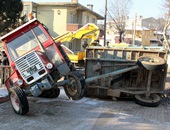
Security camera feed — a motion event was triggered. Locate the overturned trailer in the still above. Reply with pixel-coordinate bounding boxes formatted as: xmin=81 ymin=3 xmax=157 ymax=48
xmin=85 ymin=46 xmax=168 ymax=107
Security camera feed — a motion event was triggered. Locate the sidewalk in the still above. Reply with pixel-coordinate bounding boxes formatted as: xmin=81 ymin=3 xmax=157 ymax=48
xmin=0 ymin=87 xmax=9 ymax=103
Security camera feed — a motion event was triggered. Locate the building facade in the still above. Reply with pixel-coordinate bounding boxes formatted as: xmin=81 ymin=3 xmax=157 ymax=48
xmin=22 ymin=0 xmax=104 ymax=51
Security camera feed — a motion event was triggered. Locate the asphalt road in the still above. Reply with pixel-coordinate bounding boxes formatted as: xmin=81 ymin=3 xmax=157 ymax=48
xmin=0 ymin=88 xmax=170 ymax=130
xmin=1 ymin=58 xmax=170 ymax=130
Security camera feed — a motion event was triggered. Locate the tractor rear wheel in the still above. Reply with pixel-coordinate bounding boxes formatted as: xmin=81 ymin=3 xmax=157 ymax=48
xmin=64 ymin=71 xmax=85 ymax=100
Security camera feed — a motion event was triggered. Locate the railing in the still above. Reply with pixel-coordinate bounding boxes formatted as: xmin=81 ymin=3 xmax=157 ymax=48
xmin=66 ymin=23 xmax=83 ymax=31
xmin=0 ymin=66 xmax=11 ymax=88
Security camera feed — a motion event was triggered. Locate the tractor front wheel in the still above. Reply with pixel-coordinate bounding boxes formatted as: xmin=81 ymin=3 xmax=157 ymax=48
xmin=9 ymin=87 xmax=29 ymax=115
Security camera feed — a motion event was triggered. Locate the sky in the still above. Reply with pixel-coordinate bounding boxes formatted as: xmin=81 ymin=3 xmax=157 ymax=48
xmin=23 ymin=0 xmax=165 ymax=19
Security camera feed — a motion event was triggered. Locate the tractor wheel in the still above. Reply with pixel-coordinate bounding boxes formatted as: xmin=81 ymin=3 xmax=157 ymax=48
xmin=9 ymin=87 xmax=29 ymax=115
xmin=64 ymin=71 xmax=86 ymax=100
xmin=134 ymin=94 xmax=161 ymax=107
xmin=137 ymin=56 xmax=166 ymax=70
xmin=39 ymin=88 xmax=60 ymax=98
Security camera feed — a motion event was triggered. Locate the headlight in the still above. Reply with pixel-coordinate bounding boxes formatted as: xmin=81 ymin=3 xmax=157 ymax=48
xmin=46 ymin=63 xmax=53 ymax=69
xmin=17 ymin=79 xmax=23 ymax=86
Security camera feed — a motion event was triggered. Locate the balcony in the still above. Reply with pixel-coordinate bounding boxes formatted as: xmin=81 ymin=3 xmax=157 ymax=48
xmin=66 ymin=23 xmax=83 ymax=31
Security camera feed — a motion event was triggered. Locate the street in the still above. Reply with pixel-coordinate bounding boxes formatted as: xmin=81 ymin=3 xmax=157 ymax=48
xmin=1 ymin=61 xmax=170 ymax=130
xmin=0 ymin=87 xmax=170 ymax=130
xmin=1 ymin=0 xmax=170 ymax=130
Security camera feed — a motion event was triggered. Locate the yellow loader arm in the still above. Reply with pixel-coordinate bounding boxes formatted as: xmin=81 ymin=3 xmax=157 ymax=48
xmin=54 ymin=23 xmax=100 ymax=65
xmin=54 ymin=23 xmax=100 ymax=45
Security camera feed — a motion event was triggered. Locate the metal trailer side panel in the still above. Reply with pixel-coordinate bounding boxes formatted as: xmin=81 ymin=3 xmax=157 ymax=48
xmin=85 ymin=47 xmax=168 ymax=98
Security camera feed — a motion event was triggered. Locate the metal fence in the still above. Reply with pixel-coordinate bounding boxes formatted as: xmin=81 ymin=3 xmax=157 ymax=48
xmin=0 ymin=66 xmax=11 ymax=87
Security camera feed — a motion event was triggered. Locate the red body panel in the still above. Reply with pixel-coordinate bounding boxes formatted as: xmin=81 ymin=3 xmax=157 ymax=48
xmin=1 ymin=19 xmax=67 ymax=89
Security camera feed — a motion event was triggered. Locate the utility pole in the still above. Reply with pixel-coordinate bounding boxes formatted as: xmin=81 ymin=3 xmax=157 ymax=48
xmin=104 ymin=0 xmax=107 ymax=46
xmin=132 ymin=14 xmax=137 ymax=46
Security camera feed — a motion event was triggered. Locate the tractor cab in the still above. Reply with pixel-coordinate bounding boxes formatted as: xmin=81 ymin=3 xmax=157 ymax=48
xmin=0 ymin=18 xmax=85 ymax=115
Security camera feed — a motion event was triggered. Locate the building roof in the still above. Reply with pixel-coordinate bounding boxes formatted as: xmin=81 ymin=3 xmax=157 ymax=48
xmin=154 ymin=31 xmax=163 ymax=35
xmin=155 ymin=30 xmax=170 ymax=35
xmin=125 ymin=26 xmax=150 ymax=31
xmin=36 ymin=2 xmax=104 ymax=20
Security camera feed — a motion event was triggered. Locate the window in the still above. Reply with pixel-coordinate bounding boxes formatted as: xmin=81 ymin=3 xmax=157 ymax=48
xmin=92 ymin=18 xmax=95 ymax=23
xmin=85 ymin=15 xmax=89 ymax=24
xmin=32 ymin=6 xmax=37 ymax=17
xmin=150 ymin=31 xmax=152 ymax=36
xmin=70 ymin=12 xmax=76 ymax=23
xmin=142 ymin=31 xmax=145 ymax=35
xmin=23 ymin=5 xmax=30 ymax=16
xmin=7 ymin=26 xmax=48 ymax=61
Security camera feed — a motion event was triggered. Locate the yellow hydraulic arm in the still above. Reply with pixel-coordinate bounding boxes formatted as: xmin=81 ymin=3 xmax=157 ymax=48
xmin=54 ymin=23 xmax=100 ymax=65
xmin=54 ymin=23 xmax=100 ymax=45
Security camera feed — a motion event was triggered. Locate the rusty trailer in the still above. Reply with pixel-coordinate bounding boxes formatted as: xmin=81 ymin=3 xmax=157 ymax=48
xmin=85 ymin=46 xmax=168 ymax=107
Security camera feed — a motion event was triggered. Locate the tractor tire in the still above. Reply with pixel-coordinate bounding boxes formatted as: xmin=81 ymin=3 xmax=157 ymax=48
xmin=64 ymin=71 xmax=86 ymax=100
xmin=39 ymin=88 xmax=60 ymax=98
xmin=134 ymin=94 xmax=161 ymax=107
xmin=9 ymin=87 xmax=29 ymax=115
xmin=137 ymin=56 xmax=166 ymax=70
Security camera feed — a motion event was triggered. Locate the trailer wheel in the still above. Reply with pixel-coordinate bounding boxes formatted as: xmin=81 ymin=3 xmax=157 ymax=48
xmin=64 ymin=71 xmax=85 ymax=100
xmin=137 ymin=56 xmax=166 ymax=70
xmin=9 ymin=87 xmax=29 ymax=115
xmin=39 ymin=88 xmax=60 ymax=98
xmin=134 ymin=94 xmax=161 ymax=107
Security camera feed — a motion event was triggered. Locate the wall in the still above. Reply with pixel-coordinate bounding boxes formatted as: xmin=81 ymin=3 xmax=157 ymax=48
xmin=142 ymin=30 xmax=156 ymax=46
xmin=37 ymin=6 xmax=67 ymax=37
xmin=23 ymin=2 xmax=100 ymax=52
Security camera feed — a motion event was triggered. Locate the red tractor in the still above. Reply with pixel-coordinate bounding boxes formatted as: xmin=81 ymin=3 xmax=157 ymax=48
xmin=0 ymin=18 xmax=85 ymax=115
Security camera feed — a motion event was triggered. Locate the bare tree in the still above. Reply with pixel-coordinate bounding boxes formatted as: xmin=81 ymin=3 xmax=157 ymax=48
xmin=162 ymin=0 xmax=170 ymax=50
xmin=107 ymin=0 xmax=132 ymax=43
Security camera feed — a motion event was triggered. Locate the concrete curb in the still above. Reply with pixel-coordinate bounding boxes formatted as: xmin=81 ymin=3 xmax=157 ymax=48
xmin=0 ymin=96 xmax=9 ymax=103
xmin=0 ymin=87 xmax=9 ymax=103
